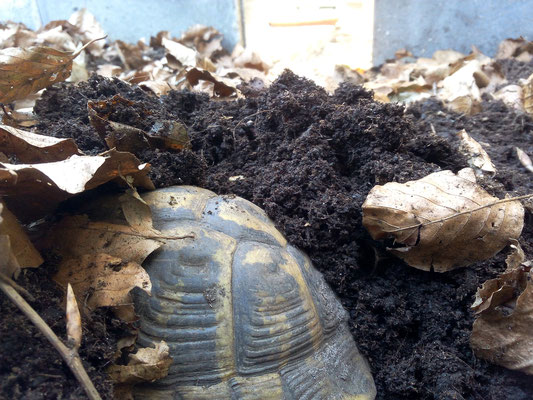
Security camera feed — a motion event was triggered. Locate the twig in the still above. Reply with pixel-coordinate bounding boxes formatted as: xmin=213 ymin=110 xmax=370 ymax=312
xmin=0 ymin=280 xmax=102 ymax=400
xmin=388 ymin=193 xmax=533 ymax=233
xmin=0 ymin=271 xmax=35 ymax=301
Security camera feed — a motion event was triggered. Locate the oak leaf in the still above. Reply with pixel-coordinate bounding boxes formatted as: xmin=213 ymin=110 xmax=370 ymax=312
xmin=362 ymin=168 xmax=526 ymax=271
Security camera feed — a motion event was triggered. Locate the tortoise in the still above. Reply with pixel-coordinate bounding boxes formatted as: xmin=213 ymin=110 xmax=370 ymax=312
xmin=132 ymin=186 xmax=376 ymax=399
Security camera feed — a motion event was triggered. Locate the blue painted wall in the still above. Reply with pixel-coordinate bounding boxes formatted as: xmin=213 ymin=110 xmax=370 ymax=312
xmin=0 ymin=0 xmax=242 ymax=50
xmin=373 ymin=0 xmax=533 ymax=65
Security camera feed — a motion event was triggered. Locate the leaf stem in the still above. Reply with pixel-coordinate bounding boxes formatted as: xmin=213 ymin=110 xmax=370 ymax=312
xmin=72 ymin=36 xmax=108 ymax=58
xmin=0 ymin=280 xmax=102 ymax=400
xmin=387 ymin=193 xmax=533 ymax=233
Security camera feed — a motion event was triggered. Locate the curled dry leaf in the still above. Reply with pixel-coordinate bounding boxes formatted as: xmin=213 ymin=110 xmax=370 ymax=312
xmin=470 ymin=243 xmax=533 ymax=374
xmin=0 ymin=202 xmax=43 ymax=277
xmin=0 ymin=124 xmax=80 ymax=162
xmin=0 ymin=36 xmax=104 ymax=104
xmin=362 ymin=168 xmax=526 ymax=271
xmin=66 ymin=283 xmax=82 ymax=350
xmin=161 ymin=37 xmax=196 ymax=68
xmin=186 ymin=67 xmax=237 ymax=98
xmin=515 ymin=147 xmax=533 ymax=173
xmin=54 ymin=253 xmax=152 ymax=320
xmin=456 ymin=129 xmax=496 ymax=175
xmin=0 ymin=149 xmax=154 ymax=221
xmin=107 ymin=341 xmax=172 ymax=384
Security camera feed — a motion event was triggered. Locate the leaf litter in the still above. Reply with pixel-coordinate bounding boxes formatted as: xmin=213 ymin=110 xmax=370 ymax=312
xmin=1 ymin=10 xmax=533 ymax=400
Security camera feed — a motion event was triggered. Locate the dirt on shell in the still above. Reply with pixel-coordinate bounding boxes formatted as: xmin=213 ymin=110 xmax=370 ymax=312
xmin=2 ymin=70 xmax=532 ymax=399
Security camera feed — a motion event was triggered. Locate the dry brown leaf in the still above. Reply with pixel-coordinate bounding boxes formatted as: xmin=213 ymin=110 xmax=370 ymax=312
xmin=66 ymin=283 xmax=82 ymax=350
xmin=138 ymin=80 xmax=171 ymax=96
xmin=0 ymin=36 xmax=103 ymax=104
xmin=96 ymin=64 xmax=123 ymax=78
xmin=232 ymin=48 xmax=269 ymax=73
xmin=107 ymin=341 xmax=172 ymax=384
xmin=115 ymin=40 xmax=147 ymax=70
xmin=186 ymin=67 xmax=237 ymax=98
xmin=447 ymin=95 xmax=482 ymax=115
xmin=46 ymin=215 xmax=163 ymax=266
xmin=54 ymin=253 xmax=152 ymax=319
xmin=0 ymin=234 xmax=19 ymax=278
xmin=456 ymin=129 xmax=496 ymax=175
xmin=362 ymin=168 xmax=526 ymax=271
xmin=470 ymin=244 xmax=533 ymax=374
xmin=492 ymin=84 xmax=523 ymax=111
xmin=522 ymin=73 xmax=533 ymax=116
xmin=67 ymin=9 xmax=107 ymax=57
xmin=0 ymin=124 xmax=80 ymax=162
xmin=161 ymin=37 xmax=196 ymax=68
xmin=180 ymin=25 xmax=223 ymax=59
xmin=0 ymin=149 xmax=153 ymax=221
xmin=119 ymin=189 xmax=157 ymax=235
xmin=496 ymin=37 xmax=533 ymax=61
xmin=516 ymin=147 xmax=533 ymax=173
xmin=0 ymin=202 xmax=43 ymax=277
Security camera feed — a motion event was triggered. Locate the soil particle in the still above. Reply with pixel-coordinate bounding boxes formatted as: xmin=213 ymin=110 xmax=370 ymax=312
xmin=8 ymin=70 xmax=532 ymax=399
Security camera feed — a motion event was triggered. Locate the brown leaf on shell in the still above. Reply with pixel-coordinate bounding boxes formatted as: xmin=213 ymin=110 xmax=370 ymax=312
xmin=0 ymin=36 xmax=103 ymax=104
xmin=362 ymin=168 xmax=525 ymax=272
xmin=0 ymin=149 xmax=154 ymax=222
xmin=470 ymin=243 xmax=533 ymax=374
xmin=107 ymin=341 xmax=172 ymax=384
xmin=45 ymin=214 xmax=163 ymax=267
xmin=54 ymin=253 xmax=152 ymax=319
xmin=0 ymin=124 xmax=80 ymax=162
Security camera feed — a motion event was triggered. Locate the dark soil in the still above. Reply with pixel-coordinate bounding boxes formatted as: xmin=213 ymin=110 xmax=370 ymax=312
xmin=2 ymin=70 xmax=532 ymax=399
xmin=0 ymin=261 xmax=123 ymax=400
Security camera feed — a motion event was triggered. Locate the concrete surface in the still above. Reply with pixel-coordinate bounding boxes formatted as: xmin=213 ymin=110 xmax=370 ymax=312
xmin=373 ymin=0 xmax=533 ymax=65
xmin=0 ymin=0 xmax=242 ymax=50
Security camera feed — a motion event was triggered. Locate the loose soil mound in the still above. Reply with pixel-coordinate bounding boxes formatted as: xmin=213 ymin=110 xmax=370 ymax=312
xmin=2 ymin=70 xmax=532 ymax=399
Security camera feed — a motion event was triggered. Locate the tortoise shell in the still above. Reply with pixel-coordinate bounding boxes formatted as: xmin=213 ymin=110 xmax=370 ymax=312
xmin=133 ymin=186 xmax=376 ymax=399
